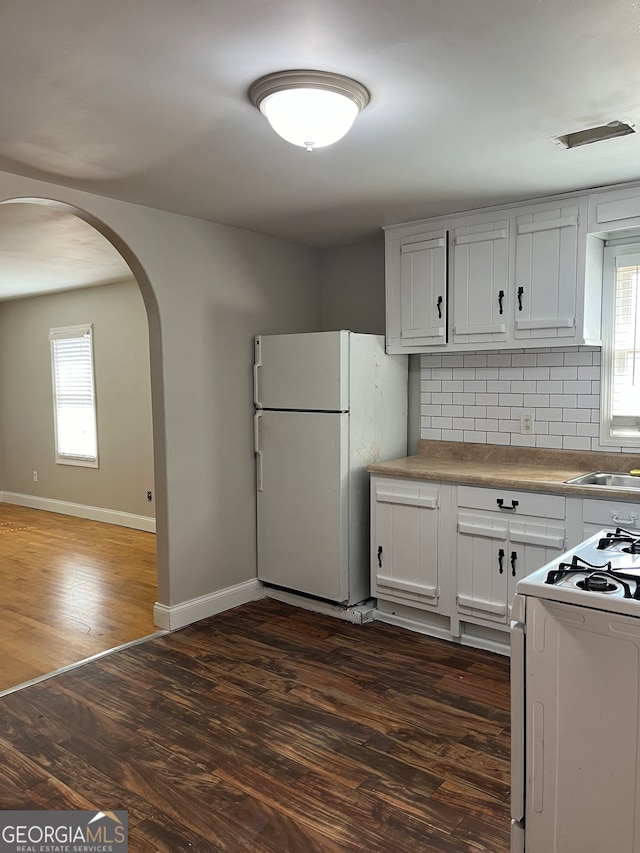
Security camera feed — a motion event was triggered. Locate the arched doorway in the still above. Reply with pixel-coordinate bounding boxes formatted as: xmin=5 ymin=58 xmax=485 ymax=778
xmin=0 ymin=198 xmax=167 ymax=692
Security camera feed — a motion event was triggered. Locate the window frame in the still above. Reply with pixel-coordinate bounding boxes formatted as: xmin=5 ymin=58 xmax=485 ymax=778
xmin=600 ymin=241 xmax=640 ymax=447
xmin=49 ymin=323 xmax=99 ymax=467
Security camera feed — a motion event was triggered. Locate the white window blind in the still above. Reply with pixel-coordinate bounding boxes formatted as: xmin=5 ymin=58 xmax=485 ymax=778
xmin=601 ymin=244 xmax=640 ymax=446
xmin=612 ymin=262 xmax=640 ymax=421
xmin=49 ymin=324 xmax=98 ymax=466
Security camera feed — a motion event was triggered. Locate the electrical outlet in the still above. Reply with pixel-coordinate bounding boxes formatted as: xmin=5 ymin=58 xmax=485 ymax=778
xmin=147 ymin=490 xmax=153 ymax=502
xmin=32 ymin=471 xmax=38 ymax=482
xmin=520 ymin=413 xmax=535 ymax=435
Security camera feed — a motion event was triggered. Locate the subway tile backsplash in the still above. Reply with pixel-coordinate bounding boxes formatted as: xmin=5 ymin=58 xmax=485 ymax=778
xmin=420 ymin=347 xmax=632 ymax=453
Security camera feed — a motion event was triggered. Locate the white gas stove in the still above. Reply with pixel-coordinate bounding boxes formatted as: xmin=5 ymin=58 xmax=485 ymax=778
xmin=511 ymin=524 xmax=640 ymax=853
xmin=514 ymin=525 xmax=640 ymax=617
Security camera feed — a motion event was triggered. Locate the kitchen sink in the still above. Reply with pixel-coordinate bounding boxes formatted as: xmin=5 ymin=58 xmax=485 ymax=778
xmin=564 ymin=472 xmax=640 ymax=489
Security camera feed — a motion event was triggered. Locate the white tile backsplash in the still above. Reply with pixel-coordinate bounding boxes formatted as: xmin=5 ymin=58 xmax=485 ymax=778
xmin=419 ymin=347 xmax=626 ymax=453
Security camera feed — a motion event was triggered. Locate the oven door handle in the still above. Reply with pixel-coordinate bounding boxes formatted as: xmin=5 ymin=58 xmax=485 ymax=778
xmin=510 ymin=607 xmax=526 ymax=823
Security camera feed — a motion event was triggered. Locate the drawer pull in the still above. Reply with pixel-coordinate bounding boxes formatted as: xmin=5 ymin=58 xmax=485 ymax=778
xmin=611 ymin=512 xmax=639 ymax=527
xmin=497 ymin=498 xmax=519 ymax=511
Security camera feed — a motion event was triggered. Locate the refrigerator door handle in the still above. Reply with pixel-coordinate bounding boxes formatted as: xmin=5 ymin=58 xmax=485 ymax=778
xmin=254 ymin=411 xmax=263 ymax=492
xmin=254 ymin=336 xmax=263 ymax=408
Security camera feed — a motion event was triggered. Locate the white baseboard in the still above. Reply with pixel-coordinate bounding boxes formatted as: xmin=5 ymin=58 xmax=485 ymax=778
xmin=0 ymin=491 xmax=156 ymax=533
xmin=460 ymin=631 xmax=511 ymax=657
xmin=374 ymin=608 xmax=454 ymax=642
xmin=375 ymin=608 xmax=511 ymax=656
xmin=153 ymin=579 xmax=264 ymax=631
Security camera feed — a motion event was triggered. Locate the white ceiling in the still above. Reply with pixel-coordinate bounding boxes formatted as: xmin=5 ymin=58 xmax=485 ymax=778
xmin=1 ymin=0 xmax=640 ymax=295
xmin=0 ymin=205 xmax=131 ymax=300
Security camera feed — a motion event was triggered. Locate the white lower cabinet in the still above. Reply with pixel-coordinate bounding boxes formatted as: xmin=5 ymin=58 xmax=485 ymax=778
xmin=370 ymin=473 xmax=638 ymax=653
xmin=455 ymin=486 xmax=566 ymax=632
xmin=581 ymin=498 xmax=640 ymax=539
xmin=370 ymin=476 xmax=451 ymax=614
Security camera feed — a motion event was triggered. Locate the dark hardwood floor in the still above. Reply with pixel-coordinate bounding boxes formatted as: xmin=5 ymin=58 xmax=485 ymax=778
xmin=0 ymin=598 xmax=511 ymax=852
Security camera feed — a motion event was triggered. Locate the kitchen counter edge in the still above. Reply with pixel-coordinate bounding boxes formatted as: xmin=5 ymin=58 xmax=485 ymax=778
xmin=367 ymin=441 xmax=640 ymax=502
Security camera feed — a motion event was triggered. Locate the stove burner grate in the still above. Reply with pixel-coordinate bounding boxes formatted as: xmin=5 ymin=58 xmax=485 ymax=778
xmin=597 ymin=527 xmax=640 ymax=552
xmin=545 ymin=555 xmax=640 ymax=599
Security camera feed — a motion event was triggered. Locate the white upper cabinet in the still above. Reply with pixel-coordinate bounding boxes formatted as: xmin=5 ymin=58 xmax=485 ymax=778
xmin=385 ymin=191 xmax=605 ymax=353
xmin=451 ymin=220 xmax=509 ymax=346
xmin=589 ymin=184 xmax=640 ymax=233
xmin=386 ymin=228 xmax=447 ymax=351
xmin=513 ymin=201 xmax=582 ymax=343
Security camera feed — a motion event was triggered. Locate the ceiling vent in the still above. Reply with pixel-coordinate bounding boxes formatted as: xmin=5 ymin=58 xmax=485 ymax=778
xmin=556 ymin=121 xmax=636 ymax=149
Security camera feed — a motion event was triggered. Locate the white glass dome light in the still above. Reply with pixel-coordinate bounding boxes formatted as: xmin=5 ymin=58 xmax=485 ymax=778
xmin=249 ymin=71 xmax=370 ymax=152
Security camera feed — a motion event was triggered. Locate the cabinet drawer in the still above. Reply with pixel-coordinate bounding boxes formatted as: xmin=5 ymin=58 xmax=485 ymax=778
xmin=457 ymin=485 xmax=565 ymax=519
xmin=374 ymin=479 xmax=439 ymax=508
xmin=582 ymin=499 xmax=640 ymax=531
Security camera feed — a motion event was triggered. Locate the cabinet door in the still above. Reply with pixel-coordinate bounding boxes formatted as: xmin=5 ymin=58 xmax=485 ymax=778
xmin=451 ymin=221 xmax=509 ymax=345
xmin=399 ymin=230 xmax=447 ymax=348
xmin=506 ymin=519 xmax=566 ymax=617
xmin=372 ymin=479 xmax=440 ymax=607
xmin=514 ymin=203 xmax=580 ymax=341
xmin=590 ymin=185 xmax=640 ymax=232
xmin=456 ymin=511 xmax=509 ymax=623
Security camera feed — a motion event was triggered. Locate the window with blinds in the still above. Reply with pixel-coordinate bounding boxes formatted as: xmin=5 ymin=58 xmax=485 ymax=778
xmin=49 ymin=324 xmax=99 ymax=466
xmin=601 ymin=244 xmax=640 ymax=446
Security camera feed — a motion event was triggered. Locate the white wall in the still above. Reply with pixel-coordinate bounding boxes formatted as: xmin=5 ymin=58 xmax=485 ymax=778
xmin=0 ymin=170 xmax=322 ymax=614
xmin=0 ymin=279 xmax=154 ymax=518
xmin=419 ymin=346 xmax=634 ymax=453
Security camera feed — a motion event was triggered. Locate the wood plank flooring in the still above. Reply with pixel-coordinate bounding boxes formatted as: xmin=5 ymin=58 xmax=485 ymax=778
xmin=0 ymin=598 xmax=511 ymax=852
xmin=0 ymin=504 xmax=158 ymax=692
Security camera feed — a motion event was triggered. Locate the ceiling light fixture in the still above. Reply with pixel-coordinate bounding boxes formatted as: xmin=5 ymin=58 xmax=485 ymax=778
xmin=249 ymin=70 xmax=370 ymax=152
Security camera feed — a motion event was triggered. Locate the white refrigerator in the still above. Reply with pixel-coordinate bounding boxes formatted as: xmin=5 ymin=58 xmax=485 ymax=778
xmin=254 ymin=330 xmax=407 ymax=605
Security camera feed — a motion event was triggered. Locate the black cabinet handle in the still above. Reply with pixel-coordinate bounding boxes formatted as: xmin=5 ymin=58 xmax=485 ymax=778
xmin=511 ymin=551 xmax=517 ymax=577
xmin=517 ymin=286 xmax=524 ymax=311
xmin=498 ymin=548 xmax=505 ymax=574
xmin=436 ymin=295 xmax=443 ymax=319
xmin=377 ymin=545 xmax=383 ymax=568
xmin=497 ymin=498 xmax=519 ymax=511
xmin=498 ymin=290 xmax=504 ymax=315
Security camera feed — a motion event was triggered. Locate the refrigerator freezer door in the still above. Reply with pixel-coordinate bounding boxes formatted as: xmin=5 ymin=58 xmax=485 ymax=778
xmin=257 ymin=410 xmax=349 ymax=602
xmin=255 ymin=331 xmax=350 ymax=412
